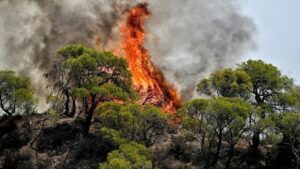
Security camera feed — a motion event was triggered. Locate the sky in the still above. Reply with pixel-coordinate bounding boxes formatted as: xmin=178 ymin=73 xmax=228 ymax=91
xmin=241 ymin=0 xmax=300 ymax=84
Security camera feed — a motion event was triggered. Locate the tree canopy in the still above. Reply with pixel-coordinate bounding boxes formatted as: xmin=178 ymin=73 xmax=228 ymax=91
xmin=197 ymin=68 xmax=252 ymax=98
xmin=176 ymin=59 xmax=300 ymax=168
xmin=180 ymin=97 xmax=252 ymax=167
xmin=98 ymin=103 xmax=168 ymax=147
xmin=46 ymin=45 xmax=136 ymax=134
xmin=100 ymin=142 xmax=152 ymax=169
xmin=0 ymin=70 xmax=37 ymax=118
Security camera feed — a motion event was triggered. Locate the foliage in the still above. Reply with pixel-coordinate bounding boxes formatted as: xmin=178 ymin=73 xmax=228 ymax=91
xmin=281 ymin=112 xmax=300 ymax=138
xmin=45 ymin=45 xmax=136 ymax=134
xmin=280 ymin=112 xmax=300 ymax=167
xmin=0 ymin=70 xmax=38 ymax=117
xmin=98 ymin=103 xmax=168 ymax=147
xmin=100 ymin=127 xmax=128 ymax=146
xmin=237 ymin=60 xmax=299 ymax=150
xmin=180 ymin=97 xmax=252 ymax=167
xmin=179 ymin=59 xmax=300 ymax=168
xmin=197 ymin=68 xmax=252 ymax=98
xmin=99 ymin=142 xmax=152 ymax=169
xmin=197 ymin=60 xmax=300 ymax=151
xmin=238 ymin=59 xmax=296 ymax=109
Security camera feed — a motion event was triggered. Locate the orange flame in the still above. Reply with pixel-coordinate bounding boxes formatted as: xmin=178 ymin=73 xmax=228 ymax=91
xmin=118 ymin=3 xmax=180 ymax=113
xmin=95 ymin=3 xmax=181 ymax=115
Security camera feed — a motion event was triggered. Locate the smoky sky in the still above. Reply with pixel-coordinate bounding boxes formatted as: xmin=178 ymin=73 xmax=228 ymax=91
xmin=0 ymin=0 xmax=256 ymax=109
xmin=147 ymin=0 xmax=256 ymax=99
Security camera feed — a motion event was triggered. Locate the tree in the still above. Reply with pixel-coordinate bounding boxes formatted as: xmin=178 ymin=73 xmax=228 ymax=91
xmin=238 ymin=59 xmax=299 ymax=150
xmin=180 ymin=97 xmax=251 ymax=168
xmin=0 ymin=70 xmax=37 ymax=118
xmin=98 ymin=103 xmax=168 ymax=147
xmin=46 ymin=45 xmax=135 ymax=134
xmin=99 ymin=142 xmax=152 ymax=169
xmin=197 ymin=68 xmax=252 ymax=98
xmin=238 ymin=59 xmax=295 ymax=108
xmin=198 ymin=60 xmax=300 ymax=151
xmin=179 ymin=99 xmax=210 ymax=151
xmin=280 ymin=112 xmax=300 ymax=168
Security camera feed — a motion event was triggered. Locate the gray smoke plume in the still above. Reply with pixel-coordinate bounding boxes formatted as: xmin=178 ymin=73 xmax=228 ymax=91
xmin=0 ymin=0 xmax=255 ymax=110
xmin=0 ymin=0 xmax=131 ymax=110
xmin=146 ymin=0 xmax=256 ymax=99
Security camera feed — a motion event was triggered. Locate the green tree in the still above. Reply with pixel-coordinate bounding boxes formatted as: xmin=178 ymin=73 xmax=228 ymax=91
xmin=238 ymin=59 xmax=295 ymax=108
xmin=238 ymin=59 xmax=299 ymax=149
xmin=99 ymin=142 xmax=152 ymax=169
xmin=46 ymin=45 xmax=135 ymax=134
xmin=198 ymin=60 xmax=300 ymax=151
xmin=98 ymin=103 xmax=168 ymax=147
xmin=179 ymin=99 xmax=210 ymax=151
xmin=0 ymin=70 xmax=38 ymax=118
xmin=280 ymin=112 xmax=300 ymax=168
xmin=180 ymin=97 xmax=251 ymax=167
xmin=197 ymin=68 xmax=252 ymax=98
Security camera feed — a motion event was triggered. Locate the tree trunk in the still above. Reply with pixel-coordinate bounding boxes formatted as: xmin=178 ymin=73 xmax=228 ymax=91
xmin=252 ymin=92 xmax=264 ymax=151
xmin=252 ymin=131 xmax=260 ymax=150
xmin=216 ymin=133 xmax=222 ymax=160
xmin=212 ymin=131 xmax=223 ymax=166
xmin=64 ymin=89 xmax=70 ymax=116
xmin=0 ymin=98 xmax=13 ymax=118
xmin=83 ymin=109 xmax=93 ymax=135
xmin=82 ymin=95 xmax=97 ymax=135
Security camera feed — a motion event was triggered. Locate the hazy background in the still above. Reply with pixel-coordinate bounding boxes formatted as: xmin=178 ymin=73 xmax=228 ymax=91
xmin=242 ymin=0 xmax=300 ymax=84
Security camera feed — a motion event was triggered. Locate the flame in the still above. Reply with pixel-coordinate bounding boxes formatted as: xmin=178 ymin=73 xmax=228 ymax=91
xmin=95 ymin=3 xmax=181 ymax=114
xmin=118 ymin=3 xmax=180 ymax=113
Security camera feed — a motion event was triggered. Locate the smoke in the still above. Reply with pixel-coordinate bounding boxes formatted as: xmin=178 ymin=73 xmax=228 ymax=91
xmin=0 ymin=0 xmax=255 ymax=109
xmin=0 ymin=0 xmax=131 ymax=110
xmin=146 ymin=0 xmax=256 ymax=99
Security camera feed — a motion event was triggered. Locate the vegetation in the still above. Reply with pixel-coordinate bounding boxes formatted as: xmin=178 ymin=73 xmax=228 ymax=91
xmin=0 ymin=70 xmax=37 ymax=118
xmin=100 ymin=142 xmax=152 ymax=169
xmin=45 ymin=45 xmax=135 ymax=134
xmin=180 ymin=97 xmax=252 ymax=168
xmin=0 ymin=45 xmax=299 ymax=169
xmin=98 ymin=103 xmax=168 ymax=147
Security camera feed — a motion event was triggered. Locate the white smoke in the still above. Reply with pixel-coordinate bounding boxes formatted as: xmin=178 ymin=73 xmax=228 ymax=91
xmin=0 ymin=0 xmax=256 ymax=109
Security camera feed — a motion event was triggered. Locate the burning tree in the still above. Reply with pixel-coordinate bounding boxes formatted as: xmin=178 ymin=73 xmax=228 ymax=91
xmin=45 ymin=4 xmax=183 ymax=136
xmin=46 ymin=45 xmax=135 ymax=134
xmin=97 ymin=3 xmax=181 ymax=114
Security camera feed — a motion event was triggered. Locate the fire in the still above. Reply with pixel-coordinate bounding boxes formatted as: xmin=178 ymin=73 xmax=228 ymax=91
xmin=96 ymin=3 xmax=181 ymax=114
xmin=119 ymin=3 xmax=180 ymax=113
